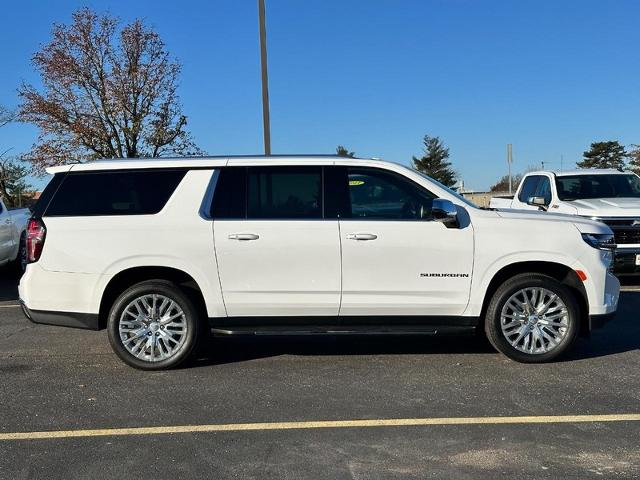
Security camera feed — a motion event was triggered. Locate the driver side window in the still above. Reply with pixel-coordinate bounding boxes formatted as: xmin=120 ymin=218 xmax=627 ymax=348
xmin=345 ymin=168 xmax=435 ymax=220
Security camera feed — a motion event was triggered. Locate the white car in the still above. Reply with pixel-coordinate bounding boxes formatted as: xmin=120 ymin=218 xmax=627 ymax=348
xmin=19 ymin=156 xmax=619 ymax=369
xmin=0 ymin=197 xmax=29 ymax=270
xmin=490 ymin=169 xmax=640 ymax=275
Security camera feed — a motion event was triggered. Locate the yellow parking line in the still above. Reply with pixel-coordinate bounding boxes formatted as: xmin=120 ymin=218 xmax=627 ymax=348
xmin=0 ymin=304 xmax=20 ymax=308
xmin=2 ymin=414 xmax=639 ymax=441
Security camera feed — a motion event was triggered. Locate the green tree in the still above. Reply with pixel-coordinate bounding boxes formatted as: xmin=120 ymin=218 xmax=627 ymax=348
xmin=336 ymin=145 xmax=355 ymax=158
xmin=628 ymin=144 xmax=640 ymax=175
xmin=577 ymin=141 xmax=626 ymax=170
xmin=0 ymin=105 xmax=32 ymax=207
xmin=0 ymin=156 xmax=31 ymax=207
xmin=412 ymin=135 xmax=457 ymax=187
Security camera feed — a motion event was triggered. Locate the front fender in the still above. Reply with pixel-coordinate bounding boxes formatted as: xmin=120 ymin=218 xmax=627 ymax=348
xmin=464 ymin=251 xmax=580 ymax=317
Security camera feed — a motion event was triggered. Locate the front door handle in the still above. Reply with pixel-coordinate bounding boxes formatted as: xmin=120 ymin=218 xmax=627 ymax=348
xmin=346 ymin=233 xmax=378 ymax=241
xmin=228 ymin=233 xmax=260 ymax=241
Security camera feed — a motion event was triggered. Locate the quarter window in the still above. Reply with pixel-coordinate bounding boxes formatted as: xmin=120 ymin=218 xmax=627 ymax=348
xmin=44 ymin=170 xmax=186 ymax=217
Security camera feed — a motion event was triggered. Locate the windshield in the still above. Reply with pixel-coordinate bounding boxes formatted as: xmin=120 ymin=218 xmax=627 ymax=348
xmin=555 ymin=174 xmax=640 ymax=201
xmin=412 ymin=169 xmax=478 ymax=208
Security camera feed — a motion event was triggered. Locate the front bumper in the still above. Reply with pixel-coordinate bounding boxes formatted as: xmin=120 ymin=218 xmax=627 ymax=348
xmin=20 ymin=300 xmax=100 ymax=330
xmin=614 ymin=248 xmax=640 ymax=276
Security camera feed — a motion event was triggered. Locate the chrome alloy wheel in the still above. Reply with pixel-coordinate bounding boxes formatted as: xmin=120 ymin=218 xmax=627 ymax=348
xmin=118 ymin=294 xmax=188 ymax=362
xmin=500 ymin=287 xmax=569 ymax=355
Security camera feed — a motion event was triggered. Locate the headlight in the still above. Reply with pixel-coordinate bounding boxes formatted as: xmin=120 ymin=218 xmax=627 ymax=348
xmin=581 ymin=233 xmax=616 ymax=250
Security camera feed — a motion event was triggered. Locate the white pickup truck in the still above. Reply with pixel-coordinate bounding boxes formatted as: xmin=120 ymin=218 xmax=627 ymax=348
xmin=490 ymin=169 xmax=640 ymax=275
xmin=0 ymin=197 xmax=29 ymax=270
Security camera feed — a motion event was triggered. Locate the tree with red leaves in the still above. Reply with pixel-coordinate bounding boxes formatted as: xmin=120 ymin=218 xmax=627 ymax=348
xmin=18 ymin=8 xmax=202 ymax=175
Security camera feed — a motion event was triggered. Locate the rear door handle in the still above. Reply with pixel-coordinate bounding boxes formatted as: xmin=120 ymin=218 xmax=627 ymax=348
xmin=346 ymin=233 xmax=377 ymax=241
xmin=228 ymin=233 xmax=260 ymax=241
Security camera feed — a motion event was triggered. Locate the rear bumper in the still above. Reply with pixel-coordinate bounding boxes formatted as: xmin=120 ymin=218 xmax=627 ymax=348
xmin=589 ymin=311 xmax=616 ymax=331
xmin=20 ymin=300 xmax=99 ymax=330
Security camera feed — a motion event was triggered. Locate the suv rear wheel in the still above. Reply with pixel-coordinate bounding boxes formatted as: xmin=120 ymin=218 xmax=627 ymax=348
xmin=107 ymin=280 xmax=201 ymax=370
xmin=485 ymin=273 xmax=580 ymax=363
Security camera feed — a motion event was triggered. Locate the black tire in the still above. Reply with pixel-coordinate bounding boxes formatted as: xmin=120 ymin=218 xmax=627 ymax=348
xmin=13 ymin=233 xmax=26 ymax=274
xmin=484 ymin=273 xmax=580 ymax=363
xmin=107 ymin=280 xmax=203 ymax=370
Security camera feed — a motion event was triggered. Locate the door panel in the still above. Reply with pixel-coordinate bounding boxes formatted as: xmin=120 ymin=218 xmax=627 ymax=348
xmin=214 ymin=220 xmax=341 ymax=316
xmin=212 ymin=165 xmax=341 ymax=317
xmin=0 ymin=206 xmax=12 ymax=262
xmin=335 ymin=166 xmax=474 ymax=316
xmin=339 ymin=220 xmax=474 ymax=316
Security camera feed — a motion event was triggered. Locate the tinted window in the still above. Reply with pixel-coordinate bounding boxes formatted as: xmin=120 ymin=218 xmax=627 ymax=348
xmin=555 ymin=174 xmax=640 ymax=200
xmin=247 ymin=167 xmax=322 ymax=219
xmin=518 ymin=176 xmax=541 ymax=202
xmin=32 ymin=173 xmax=65 ymax=218
xmin=45 ymin=170 xmax=186 ymax=217
xmin=344 ymin=168 xmax=435 ymax=220
xmin=211 ymin=167 xmax=247 ymax=219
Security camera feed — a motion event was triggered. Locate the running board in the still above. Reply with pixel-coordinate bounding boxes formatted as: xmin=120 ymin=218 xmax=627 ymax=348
xmin=210 ymin=325 xmax=476 ymax=336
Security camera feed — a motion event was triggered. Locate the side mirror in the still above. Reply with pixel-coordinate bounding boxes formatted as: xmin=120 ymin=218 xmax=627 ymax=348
xmin=432 ymin=198 xmax=458 ymax=226
xmin=527 ymin=196 xmax=548 ymax=209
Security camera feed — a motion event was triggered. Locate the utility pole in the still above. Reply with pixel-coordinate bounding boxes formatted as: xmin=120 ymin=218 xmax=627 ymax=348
xmin=258 ymin=0 xmax=271 ymax=155
xmin=507 ymin=144 xmax=513 ymax=194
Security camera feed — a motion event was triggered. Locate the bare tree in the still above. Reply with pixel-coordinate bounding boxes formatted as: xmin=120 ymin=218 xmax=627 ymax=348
xmin=0 ymin=105 xmax=14 ymax=128
xmin=18 ymin=8 xmax=202 ymax=175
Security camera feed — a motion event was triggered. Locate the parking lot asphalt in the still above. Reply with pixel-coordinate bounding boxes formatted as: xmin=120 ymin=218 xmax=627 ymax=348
xmin=0 ymin=267 xmax=639 ymax=479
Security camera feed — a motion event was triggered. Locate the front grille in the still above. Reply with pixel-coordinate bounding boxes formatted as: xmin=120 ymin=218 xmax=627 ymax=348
xmin=612 ymin=228 xmax=640 ymax=244
xmin=599 ymin=218 xmax=640 ymax=245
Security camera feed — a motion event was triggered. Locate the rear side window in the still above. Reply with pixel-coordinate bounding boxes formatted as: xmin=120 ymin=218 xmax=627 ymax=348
xmin=44 ymin=170 xmax=186 ymax=217
xmin=518 ymin=175 xmax=541 ymax=202
xmin=247 ymin=167 xmax=322 ymax=219
xmin=211 ymin=167 xmax=247 ymax=219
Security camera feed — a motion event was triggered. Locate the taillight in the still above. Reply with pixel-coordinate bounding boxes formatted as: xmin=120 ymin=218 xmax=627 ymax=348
xmin=26 ymin=218 xmax=46 ymax=263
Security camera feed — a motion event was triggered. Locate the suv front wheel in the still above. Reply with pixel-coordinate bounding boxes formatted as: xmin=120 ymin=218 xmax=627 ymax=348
xmin=107 ymin=280 xmax=201 ymax=370
xmin=485 ymin=273 xmax=580 ymax=363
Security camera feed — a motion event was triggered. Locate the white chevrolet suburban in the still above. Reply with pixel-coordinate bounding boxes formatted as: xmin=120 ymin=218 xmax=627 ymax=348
xmin=490 ymin=169 xmax=640 ymax=275
xmin=0 ymin=197 xmax=29 ymax=270
xmin=19 ymin=156 xmax=620 ymax=369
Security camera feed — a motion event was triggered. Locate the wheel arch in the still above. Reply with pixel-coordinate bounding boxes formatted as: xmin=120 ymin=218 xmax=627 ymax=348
xmin=98 ymin=266 xmax=208 ymax=329
xmin=479 ymin=261 xmax=589 ymax=337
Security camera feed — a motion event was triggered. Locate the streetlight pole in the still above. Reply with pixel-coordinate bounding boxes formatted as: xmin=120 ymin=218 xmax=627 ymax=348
xmin=507 ymin=144 xmax=513 ymax=194
xmin=258 ymin=0 xmax=271 ymax=155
